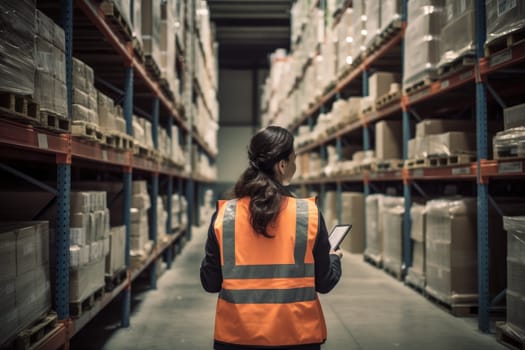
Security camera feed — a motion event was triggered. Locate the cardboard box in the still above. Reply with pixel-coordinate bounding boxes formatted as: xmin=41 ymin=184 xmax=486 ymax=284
xmin=70 ymin=258 xmax=105 ymax=302
xmin=504 ymin=103 xmax=525 ymax=130
xmin=426 ymin=131 xmax=476 ymax=155
xmin=340 ymin=192 xmax=364 ymax=253
xmin=106 ymin=226 xmax=126 ymax=276
xmin=368 ymin=72 xmax=400 ymax=100
xmin=375 ymin=120 xmax=403 ymax=160
xmin=382 ymin=205 xmax=404 ymax=273
xmin=16 ymin=225 xmax=37 ymax=276
xmin=411 ymin=240 xmax=425 ymax=275
xmin=415 ymin=119 xmax=475 ymax=138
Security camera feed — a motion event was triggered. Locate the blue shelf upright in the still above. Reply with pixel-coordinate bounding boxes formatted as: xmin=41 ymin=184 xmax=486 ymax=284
xmin=475 ymin=0 xmax=490 ymax=333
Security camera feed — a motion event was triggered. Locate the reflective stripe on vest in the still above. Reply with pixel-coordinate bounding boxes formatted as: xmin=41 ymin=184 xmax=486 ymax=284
xmin=219 ymin=198 xmax=315 ymax=304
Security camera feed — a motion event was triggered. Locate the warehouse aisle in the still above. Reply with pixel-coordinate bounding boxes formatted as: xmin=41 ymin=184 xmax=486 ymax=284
xmin=72 ymin=225 xmax=506 ymax=350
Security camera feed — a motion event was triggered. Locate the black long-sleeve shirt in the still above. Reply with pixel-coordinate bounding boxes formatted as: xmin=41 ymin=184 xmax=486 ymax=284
xmin=200 ymin=209 xmax=342 ymax=350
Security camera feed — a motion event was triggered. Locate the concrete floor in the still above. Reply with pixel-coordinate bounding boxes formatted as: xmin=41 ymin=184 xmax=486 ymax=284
xmin=71 ymin=225 xmax=507 ymax=350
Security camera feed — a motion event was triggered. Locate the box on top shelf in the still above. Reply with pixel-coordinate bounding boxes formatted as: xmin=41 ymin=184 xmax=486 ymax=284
xmin=351 ymin=0 xmax=367 ymax=59
xmin=365 ymin=1 xmax=380 ymax=49
xmin=0 ymin=0 xmax=36 ymax=95
xmin=141 ymin=0 xmax=162 ymax=68
xmin=381 ymin=0 xmax=402 ymax=33
xmin=485 ymin=0 xmax=525 ymax=47
xmin=133 ymin=0 xmax=142 ymax=48
xmin=403 ymin=0 xmax=445 ymax=86
xmin=438 ymin=0 xmax=475 ymax=68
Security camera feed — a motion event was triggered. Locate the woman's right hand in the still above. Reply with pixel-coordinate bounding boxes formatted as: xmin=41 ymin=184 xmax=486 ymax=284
xmin=330 ymin=249 xmax=343 ymax=259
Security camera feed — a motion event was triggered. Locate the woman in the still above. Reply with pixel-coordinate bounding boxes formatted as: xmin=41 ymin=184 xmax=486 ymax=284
xmin=200 ymin=125 xmax=342 ymax=350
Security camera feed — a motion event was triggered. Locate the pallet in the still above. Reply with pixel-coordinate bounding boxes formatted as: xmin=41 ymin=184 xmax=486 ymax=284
xmin=485 ymin=27 xmax=525 ymax=57
xmin=145 ymin=55 xmax=161 ymax=81
xmin=365 ymin=19 xmax=402 ymax=55
xmin=496 ymin=322 xmax=525 ymax=350
xmin=424 ymin=287 xmax=479 ymax=317
xmin=71 ymin=121 xmax=104 ymax=143
xmin=100 ymin=0 xmax=133 ymax=42
xmin=495 ymin=145 xmax=525 ymax=160
xmin=383 ymin=263 xmax=403 ymax=281
xmin=437 ymin=53 xmax=476 ymax=78
xmin=159 ymin=78 xmax=175 ymax=102
xmin=361 ymin=104 xmax=375 ymax=116
xmin=427 ymin=153 xmax=476 ymax=167
xmin=363 ymin=252 xmax=382 ymax=269
xmin=376 ymin=158 xmax=403 ymax=172
xmin=14 ymin=311 xmax=57 ymax=350
xmin=40 ymin=110 xmax=70 ymax=133
xmin=405 ymin=157 xmax=432 ymax=169
xmin=375 ymin=90 xmax=401 ymax=110
xmin=403 ymin=76 xmax=435 ymax=95
xmin=112 ymin=132 xmax=134 ymax=150
xmin=404 ymin=270 xmax=426 ymax=295
xmin=70 ymin=286 xmax=104 ymax=318
xmin=133 ymin=37 xmax=144 ymax=62
xmin=0 ymin=93 xmax=39 ymax=126
xmin=105 ymin=267 xmax=128 ymax=292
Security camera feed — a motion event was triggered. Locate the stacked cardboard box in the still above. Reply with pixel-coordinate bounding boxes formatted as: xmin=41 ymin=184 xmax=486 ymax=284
xmin=72 ymin=58 xmax=98 ymax=125
xmin=375 ymin=120 xmax=403 ymax=160
xmin=381 ymin=196 xmax=405 ymax=276
xmin=365 ymin=194 xmax=384 ymax=263
xmin=141 ymin=0 xmax=161 ymax=72
xmin=438 ymin=0 xmax=475 ymax=68
xmin=34 ymin=10 xmax=67 ymax=118
xmin=154 ymin=197 xmax=168 ymax=244
xmin=485 ymin=0 xmax=525 ymax=48
xmin=503 ymin=216 xmax=525 ymax=338
xmin=166 ymin=193 xmax=187 ymax=232
xmin=159 ymin=0 xmax=179 ymax=97
xmin=0 ymin=222 xmax=50 ymax=346
xmin=493 ymin=103 xmax=525 ymax=159
xmin=69 ymin=191 xmax=110 ymax=303
xmin=341 ymin=192 xmax=365 ymax=253
xmin=106 ymin=226 xmax=126 ymax=277
xmin=424 ymin=197 xmax=478 ymax=305
xmin=131 ymin=181 xmax=152 ymax=256
xmin=0 ymin=0 xmax=36 ymax=95
xmin=405 ymin=203 xmax=427 ymax=289
xmin=97 ymin=92 xmax=126 ymax=136
xmin=403 ymin=0 xmax=444 ymax=87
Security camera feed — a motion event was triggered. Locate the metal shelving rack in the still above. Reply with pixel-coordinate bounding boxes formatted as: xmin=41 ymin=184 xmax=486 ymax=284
xmin=288 ymin=0 xmax=525 ymax=334
xmin=0 ymin=0 xmax=217 ymax=348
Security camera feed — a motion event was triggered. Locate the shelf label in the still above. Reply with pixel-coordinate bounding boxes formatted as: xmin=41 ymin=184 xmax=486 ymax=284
xmin=452 ymin=167 xmax=470 ymax=175
xmin=37 ymin=133 xmax=48 ymax=149
xmin=413 ymin=169 xmax=424 ymax=177
xmin=102 ymin=150 xmax=108 ymax=161
xmin=441 ymin=80 xmax=450 ymax=89
xmin=490 ymin=49 xmax=512 ymax=67
xmin=498 ymin=161 xmax=522 ymax=174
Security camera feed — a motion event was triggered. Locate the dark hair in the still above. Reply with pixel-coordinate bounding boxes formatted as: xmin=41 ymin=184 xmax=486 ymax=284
xmin=232 ymin=126 xmax=295 ymax=238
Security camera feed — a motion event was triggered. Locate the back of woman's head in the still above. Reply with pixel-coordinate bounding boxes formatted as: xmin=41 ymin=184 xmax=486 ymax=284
xmin=233 ymin=126 xmax=294 ymax=237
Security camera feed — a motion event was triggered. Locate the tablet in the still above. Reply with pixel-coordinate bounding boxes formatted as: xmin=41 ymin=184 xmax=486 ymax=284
xmin=328 ymin=224 xmax=352 ymax=250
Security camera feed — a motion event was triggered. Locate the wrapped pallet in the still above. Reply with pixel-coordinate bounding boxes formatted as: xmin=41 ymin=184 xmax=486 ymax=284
xmin=486 ymin=0 xmax=525 ymax=47
xmin=335 ymin=8 xmax=354 ymax=75
xmin=141 ymin=0 xmax=162 ymax=70
xmin=365 ymin=194 xmax=384 ymax=264
xmin=381 ymin=0 xmax=402 ymax=33
xmin=406 ymin=203 xmax=427 ymax=289
xmin=438 ymin=0 xmax=475 ymax=68
xmin=0 ymin=221 xmax=51 ymax=345
xmin=34 ymin=10 xmax=67 ymax=117
xmin=493 ymin=127 xmax=525 ymax=159
xmin=381 ymin=197 xmax=405 ymax=277
xmin=365 ymin=1 xmax=380 ymax=49
xmin=425 ymin=197 xmax=478 ymax=305
xmin=403 ymin=0 xmax=444 ymax=87
xmin=0 ymin=0 xmax=36 ymax=95
xmin=502 ymin=216 xmax=525 ymax=339
xmin=340 ymin=192 xmax=365 ymax=253
xmin=351 ymin=0 xmax=366 ymax=62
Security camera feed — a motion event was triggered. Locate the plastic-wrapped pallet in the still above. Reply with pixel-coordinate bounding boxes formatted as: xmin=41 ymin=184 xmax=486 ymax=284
xmin=438 ymin=0 xmax=475 ymax=68
xmin=493 ymin=126 xmax=525 ymax=159
xmin=0 ymin=221 xmax=51 ymax=346
xmin=34 ymin=10 xmax=67 ymax=117
xmin=424 ymin=197 xmax=478 ymax=305
xmin=403 ymin=0 xmax=444 ymax=87
xmin=0 ymin=0 xmax=36 ymax=95
xmin=406 ymin=203 xmax=426 ymax=289
xmin=341 ymin=192 xmax=365 ymax=253
xmin=485 ymin=0 xmax=525 ymax=47
xmin=351 ymin=0 xmax=366 ymax=62
xmin=131 ymin=181 xmax=152 ymax=258
xmin=160 ymin=0 xmax=177 ymax=93
xmin=381 ymin=0 xmax=402 ymax=33
xmin=365 ymin=1 xmax=380 ymax=49
xmin=381 ymin=196 xmax=405 ymax=277
xmin=365 ymin=194 xmax=384 ymax=263
xmin=106 ymin=225 xmax=126 ymax=277
xmin=336 ymin=8 xmax=354 ymax=74
xmin=72 ymin=58 xmax=98 ymax=125
xmin=133 ymin=0 xmax=142 ymax=49
xmin=426 ymin=131 xmax=476 ymax=156
xmin=503 ymin=216 xmax=525 ymax=337
xmin=504 ymin=102 xmax=525 ymax=130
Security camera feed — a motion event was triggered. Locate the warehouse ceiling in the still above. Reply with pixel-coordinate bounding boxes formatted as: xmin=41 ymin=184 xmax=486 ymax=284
xmin=207 ymin=0 xmax=293 ymax=69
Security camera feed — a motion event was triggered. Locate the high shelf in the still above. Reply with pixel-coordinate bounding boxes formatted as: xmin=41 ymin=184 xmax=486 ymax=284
xmin=263 ymin=0 xmax=525 ymax=335
xmin=0 ymin=0 xmax=217 ymax=348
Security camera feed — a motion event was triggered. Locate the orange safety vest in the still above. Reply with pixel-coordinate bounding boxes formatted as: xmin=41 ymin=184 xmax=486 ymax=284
xmin=213 ymin=196 xmax=327 ymax=347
